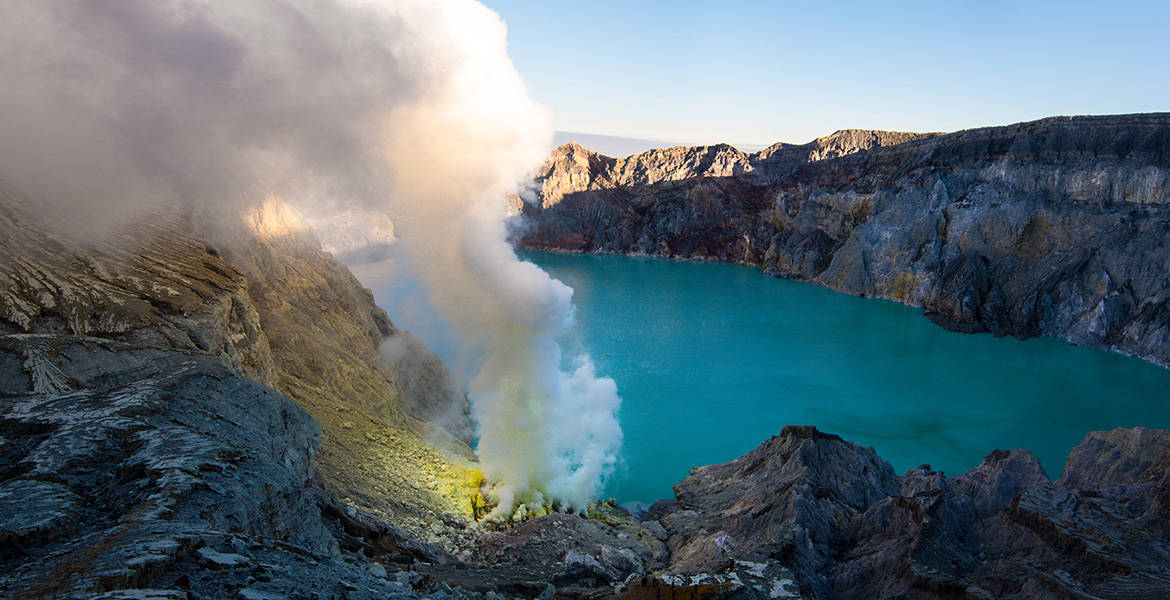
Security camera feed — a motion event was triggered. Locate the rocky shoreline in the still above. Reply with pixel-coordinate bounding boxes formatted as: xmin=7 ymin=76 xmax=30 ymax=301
xmin=4 ymin=333 xmax=1170 ymax=599
xmin=516 ymin=113 xmax=1170 ymax=368
xmin=4 ymin=121 xmax=1170 ymax=600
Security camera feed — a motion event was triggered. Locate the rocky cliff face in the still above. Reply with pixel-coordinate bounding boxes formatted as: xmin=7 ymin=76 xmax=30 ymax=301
xmin=0 ymin=191 xmax=481 ymax=552
xmin=0 ymin=190 xmax=671 ymax=599
xmin=517 ymin=114 xmax=1170 ymax=367
xmin=6 ymin=179 xmax=1170 ymax=599
xmin=0 ymin=337 xmax=350 ymax=598
xmin=644 ymin=425 xmax=1170 ymax=600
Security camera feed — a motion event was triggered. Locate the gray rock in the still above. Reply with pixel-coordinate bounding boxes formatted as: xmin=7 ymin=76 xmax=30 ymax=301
xmin=653 ymin=424 xmax=1170 ymax=599
xmin=661 ymin=425 xmax=897 ymax=581
xmin=0 ymin=337 xmax=440 ymax=600
xmin=238 ymin=588 xmax=287 ymax=600
xmin=954 ymin=448 xmax=1050 ymax=518
xmin=0 ymin=479 xmax=84 ymax=547
xmin=197 ymin=547 xmax=251 ymax=569
xmin=0 ymin=193 xmax=479 ymax=556
xmin=563 ymin=550 xmax=604 ymax=572
xmin=639 ymin=520 xmax=668 ymax=541
xmin=82 ymin=590 xmax=188 ymax=600
xmin=1058 ymin=427 xmax=1170 ymax=524
xmin=518 ymin=113 xmax=1170 ymax=368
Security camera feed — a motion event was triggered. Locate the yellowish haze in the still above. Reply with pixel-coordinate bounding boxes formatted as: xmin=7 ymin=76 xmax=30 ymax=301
xmin=0 ymin=0 xmax=622 ymax=517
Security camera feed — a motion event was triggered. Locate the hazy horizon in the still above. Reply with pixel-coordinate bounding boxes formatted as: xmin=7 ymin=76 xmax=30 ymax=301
xmin=554 ymin=109 xmax=1168 ymax=157
xmin=486 ymin=0 xmax=1170 ymax=146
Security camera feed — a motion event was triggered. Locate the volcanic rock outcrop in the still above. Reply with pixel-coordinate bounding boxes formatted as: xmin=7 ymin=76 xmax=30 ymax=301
xmin=6 ymin=114 xmax=1170 ymax=599
xmin=517 ymin=113 xmax=1170 ymax=367
xmin=0 ymin=190 xmax=667 ymax=599
xmin=0 ymin=192 xmax=480 ymax=546
xmin=645 ymin=425 xmax=1170 ymax=600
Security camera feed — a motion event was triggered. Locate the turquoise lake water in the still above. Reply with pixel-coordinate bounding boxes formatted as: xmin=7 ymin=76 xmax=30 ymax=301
xmin=522 ymin=250 xmax=1170 ymax=504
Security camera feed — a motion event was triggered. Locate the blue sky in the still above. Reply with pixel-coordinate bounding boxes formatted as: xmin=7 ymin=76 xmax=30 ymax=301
xmin=482 ymin=0 xmax=1169 ymax=147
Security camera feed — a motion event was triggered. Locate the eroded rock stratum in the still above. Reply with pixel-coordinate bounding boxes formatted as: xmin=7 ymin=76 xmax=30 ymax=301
xmin=5 ymin=114 xmax=1170 ymax=599
xmin=519 ymin=114 xmax=1170 ymax=366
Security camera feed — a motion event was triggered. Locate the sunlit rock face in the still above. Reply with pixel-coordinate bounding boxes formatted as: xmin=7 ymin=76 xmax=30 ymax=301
xmin=0 ymin=192 xmax=480 ymax=548
xmin=518 ymin=113 xmax=1170 ymax=367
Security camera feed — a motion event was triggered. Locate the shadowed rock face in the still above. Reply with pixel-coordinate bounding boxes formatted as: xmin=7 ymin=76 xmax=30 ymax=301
xmin=0 ymin=337 xmax=353 ymax=598
xmin=660 ymin=426 xmax=898 ymax=578
xmin=6 ymin=147 xmax=1170 ymax=599
xmin=0 ymin=192 xmax=480 ymax=550
xmin=0 ymin=337 xmax=670 ymax=599
xmin=517 ymin=113 xmax=1170 ymax=367
xmin=0 ymin=194 xmax=671 ymax=599
xmin=647 ymin=425 xmax=1170 ymax=600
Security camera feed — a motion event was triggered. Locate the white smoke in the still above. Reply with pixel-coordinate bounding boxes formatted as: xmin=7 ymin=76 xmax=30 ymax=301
xmin=0 ymin=0 xmax=621 ymax=516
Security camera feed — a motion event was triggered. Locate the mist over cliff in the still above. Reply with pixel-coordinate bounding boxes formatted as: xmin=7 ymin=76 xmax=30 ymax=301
xmin=0 ymin=0 xmax=621 ymax=516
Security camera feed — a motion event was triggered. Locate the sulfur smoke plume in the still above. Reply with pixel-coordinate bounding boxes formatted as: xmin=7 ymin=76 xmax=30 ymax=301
xmin=0 ymin=0 xmax=621 ymax=516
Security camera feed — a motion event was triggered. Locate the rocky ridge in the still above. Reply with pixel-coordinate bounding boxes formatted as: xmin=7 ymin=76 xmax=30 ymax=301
xmin=517 ymin=113 xmax=1170 ymax=367
xmin=7 ymin=327 xmax=1170 ymax=600
xmin=0 ymin=191 xmax=670 ymax=599
xmin=5 ymin=146 xmax=1170 ymax=599
xmin=0 ymin=192 xmax=482 ymax=551
xmin=642 ymin=424 xmax=1170 ymax=599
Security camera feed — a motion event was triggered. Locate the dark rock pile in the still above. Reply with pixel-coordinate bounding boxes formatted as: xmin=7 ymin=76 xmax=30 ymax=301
xmin=643 ymin=425 xmax=1170 ymax=599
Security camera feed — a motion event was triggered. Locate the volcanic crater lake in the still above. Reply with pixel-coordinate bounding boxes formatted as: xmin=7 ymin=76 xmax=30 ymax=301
xmin=522 ymin=250 xmax=1170 ymax=504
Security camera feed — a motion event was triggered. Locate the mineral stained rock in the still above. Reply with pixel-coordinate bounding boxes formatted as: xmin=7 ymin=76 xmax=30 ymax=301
xmin=6 ymin=119 xmax=1170 ymax=599
xmin=0 ymin=190 xmax=671 ymax=598
xmin=0 ymin=192 xmax=481 ymax=549
xmin=518 ymin=113 xmax=1170 ymax=367
xmin=0 ymin=333 xmax=668 ymax=599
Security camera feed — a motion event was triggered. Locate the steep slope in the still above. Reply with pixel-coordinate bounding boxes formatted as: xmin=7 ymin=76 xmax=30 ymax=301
xmin=644 ymin=425 xmax=1170 ymax=599
xmin=6 ymin=184 xmax=1170 ymax=598
xmin=0 ymin=191 xmax=482 ymax=547
xmin=0 ymin=337 xmax=358 ymax=598
xmin=517 ymin=113 xmax=1170 ymax=366
xmin=0 ymin=191 xmax=670 ymax=599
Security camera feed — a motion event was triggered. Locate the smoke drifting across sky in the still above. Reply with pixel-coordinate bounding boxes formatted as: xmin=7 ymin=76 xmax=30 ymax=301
xmin=0 ymin=0 xmax=621 ymax=516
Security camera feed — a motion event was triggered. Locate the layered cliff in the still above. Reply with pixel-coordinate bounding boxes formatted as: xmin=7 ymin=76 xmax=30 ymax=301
xmin=0 ymin=191 xmax=481 ymax=549
xmin=641 ymin=424 xmax=1170 ymax=600
xmin=0 ymin=190 xmax=665 ymax=598
xmin=7 ymin=179 xmax=1170 ymax=599
xmin=518 ymin=114 xmax=1170 ymax=366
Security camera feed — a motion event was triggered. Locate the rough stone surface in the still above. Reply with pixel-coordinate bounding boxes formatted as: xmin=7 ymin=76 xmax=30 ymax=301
xmin=0 ymin=336 xmax=336 ymax=597
xmin=1058 ymin=426 xmax=1170 ymax=530
xmin=0 ymin=192 xmax=482 ymax=550
xmin=650 ymin=425 xmax=1170 ymax=600
xmin=0 ymin=336 xmax=526 ymax=600
xmin=7 ymin=143 xmax=1170 ymax=599
xmin=518 ymin=113 xmax=1170 ymax=367
xmin=953 ymin=448 xmax=1050 ymax=518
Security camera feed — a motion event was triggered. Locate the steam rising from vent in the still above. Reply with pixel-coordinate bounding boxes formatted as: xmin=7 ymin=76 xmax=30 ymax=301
xmin=0 ymin=0 xmax=621 ymax=516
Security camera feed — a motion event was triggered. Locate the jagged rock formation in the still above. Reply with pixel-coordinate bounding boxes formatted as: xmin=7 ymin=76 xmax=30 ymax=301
xmin=0 ymin=336 xmax=356 ymax=598
xmin=0 ymin=333 xmax=668 ymax=600
xmin=0 ymin=190 xmax=671 ymax=599
xmin=517 ymin=114 xmax=1170 ymax=367
xmin=6 ymin=127 xmax=1170 ymax=599
xmin=644 ymin=425 xmax=1170 ymax=600
xmin=0 ymin=191 xmax=480 ymax=551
